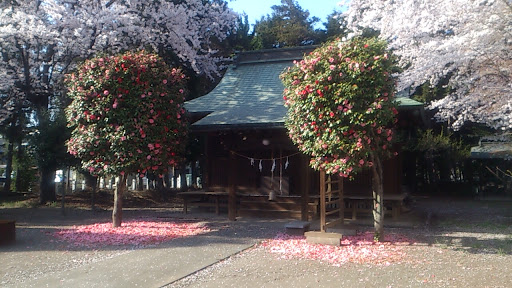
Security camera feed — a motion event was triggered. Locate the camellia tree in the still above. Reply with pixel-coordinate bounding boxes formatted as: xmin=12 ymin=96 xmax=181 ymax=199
xmin=281 ymin=37 xmax=399 ymax=240
xmin=65 ymin=50 xmax=188 ymax=227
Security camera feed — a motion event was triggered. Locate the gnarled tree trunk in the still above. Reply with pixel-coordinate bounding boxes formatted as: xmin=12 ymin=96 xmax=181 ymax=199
xmin=370 ymin=152 xmax=385 ymax=241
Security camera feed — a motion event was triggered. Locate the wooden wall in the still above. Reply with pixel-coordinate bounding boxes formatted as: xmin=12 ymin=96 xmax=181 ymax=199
xmin=198 ymin=128 xmax=401 ymax=197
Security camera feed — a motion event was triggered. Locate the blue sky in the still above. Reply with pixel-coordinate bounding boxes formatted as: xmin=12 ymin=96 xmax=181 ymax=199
xmin=227 ymin=0 xmax=345 ymax=28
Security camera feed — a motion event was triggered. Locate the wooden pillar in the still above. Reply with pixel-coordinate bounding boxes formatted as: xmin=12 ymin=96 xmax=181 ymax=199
xmin=300 ymin=154 xmax=311 ymax=221
xmin=320 ymin=170 xmax=326 ymax=232
xmin=228 ymin=150 xmax=237 ymax=221
xmin=201 ymin=134 xmax=210 ymax=189
xmin=339 ymin=177 xmax=344 ymax=225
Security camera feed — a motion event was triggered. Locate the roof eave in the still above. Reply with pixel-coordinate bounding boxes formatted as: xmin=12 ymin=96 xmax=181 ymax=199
xmin=190 ymin=122 xmax=286 ymax=133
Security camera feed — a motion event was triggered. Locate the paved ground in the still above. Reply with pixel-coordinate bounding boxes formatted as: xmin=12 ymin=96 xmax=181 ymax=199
xmin=0 ymin=207 xmax=288 ymax=288
xmin=1 ymin=196 xmax=512 ymax=288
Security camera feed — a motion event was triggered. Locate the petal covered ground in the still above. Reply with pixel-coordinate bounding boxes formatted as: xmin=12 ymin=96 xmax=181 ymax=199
xmin=260 ymin=232 xmax=416 ymax=266
xmin=53 ymin=219 xmax=211 ymax=247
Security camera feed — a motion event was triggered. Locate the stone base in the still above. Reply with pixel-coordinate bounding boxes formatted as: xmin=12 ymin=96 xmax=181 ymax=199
xmin=326 ymin=224 xmax=357 ymax=236
xmin=0 ymin=220 xmax=15 ymax=245
xmin=285 ymin=221 xmax=310 ymax=236
xmin=305 ymin=231 xmax=342 ymax=246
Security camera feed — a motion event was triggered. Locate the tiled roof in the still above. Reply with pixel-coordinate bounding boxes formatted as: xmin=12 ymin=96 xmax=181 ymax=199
xmin=186 ymin=48 xmax=424 ymax=131
xmin=395 ymin=96 xmax=424 ymax=108
xmin=186 ymin=61 xmax=291 ymax=130
xmin=471 ymin=143 xmax=512 ymax=159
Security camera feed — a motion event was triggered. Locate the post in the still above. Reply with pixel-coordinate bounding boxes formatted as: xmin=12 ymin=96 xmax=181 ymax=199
xmin=301 ymin=154 xmax=310 ymax=221
xmin=320 ymin=170 xmax=326 ymax=232
xmin=339 ymin=177 xmax=344 ymax=225
xmin=60 ymin=179 xmax=66 ymax=216
xmin=228 ymin=151 xmax=237 ymax=221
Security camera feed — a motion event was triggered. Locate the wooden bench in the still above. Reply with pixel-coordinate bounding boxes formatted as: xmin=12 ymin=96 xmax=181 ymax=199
xmin=177 ymin=191 xmax=229 ymax=215
xmin=345 ymin=194 xmax=406 ymax=220
xmin=237 ymin=194 xmax=319 ymax=219
xmin=0 ymin=220 xmax=15 ymax=245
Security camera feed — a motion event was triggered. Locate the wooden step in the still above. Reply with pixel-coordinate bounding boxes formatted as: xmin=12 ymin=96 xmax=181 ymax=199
xmin=239 ymin=201 xmax=298 ymax=211
xmin=238 ymin=209 xmax=314 ymax=219
xmin=238 ymin=195 xmax=304 ymax=204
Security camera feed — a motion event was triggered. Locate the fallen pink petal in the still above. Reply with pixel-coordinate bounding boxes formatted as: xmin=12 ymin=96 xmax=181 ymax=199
xmin=54 ymin=219 xmax=210 ymax=247
xmin=260 ymin=232 xmax=415 ymax=266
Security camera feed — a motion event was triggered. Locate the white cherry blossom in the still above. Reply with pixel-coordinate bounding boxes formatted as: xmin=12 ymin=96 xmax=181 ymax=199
xmin=344 ymin=0 xmax=512 ymax=130
xmin=0 ymin=0 xmax=237 ymax=120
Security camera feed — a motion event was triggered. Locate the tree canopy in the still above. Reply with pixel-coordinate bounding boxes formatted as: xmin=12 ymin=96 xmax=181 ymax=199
xmin=252 ymin=0 xmax=321 ymax=49
xmin=345 ymin=0 xmax=512 ymax=130
xmin=65 ymin=51 xmax=188 ymax=178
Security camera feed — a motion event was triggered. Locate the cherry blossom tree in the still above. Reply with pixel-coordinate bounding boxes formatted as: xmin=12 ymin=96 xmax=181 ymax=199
xmin=344 ymin=0 xmax=512 ymax=130
xmin=65 ymin=50 xmax=188 ymax=227
xmin=0 ymin=0 xmax=237 ymax=202
xmin=281 ymin=37 xmax=399 ymax=240
xmin=45 ymin=0 xmax=237 ymax=79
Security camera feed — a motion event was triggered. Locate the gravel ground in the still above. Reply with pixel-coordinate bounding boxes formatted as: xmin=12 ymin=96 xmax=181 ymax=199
xmin=165 ymin=197 xmax=512 ymax=288
xmin=1 ymin=196 xmax=511 ymax=287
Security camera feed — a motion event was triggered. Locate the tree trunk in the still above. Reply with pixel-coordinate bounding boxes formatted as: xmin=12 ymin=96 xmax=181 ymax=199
xmin=155 ymin=177 xmax=164 ymax=191
xmin=370 ymin=152 xmax=385 ymax=241
xmin=84 ymin=173 xmax=98 ymax=210
xmin=191 ymin=161 xmax=198 ymax=189
xmin=112 ymin=174 xmax=127 ymax=227
xmin=2 ymin=141 xmax=14 ymax=194
xmin=91 ymin=177 xmax=97 ymax=211
xmin=39 ymin=168 xmax=56 ymax=204
xmin=14 ymin=141 xmax=24 ymax=192
xmin=138 ymin=176 xmax=143 ymax=191
xmin=172 ymin=167 xmax=178 ymax=189
xmin=163 ymin=173 xmax=170 ymax=189
xmin=180 ymin=165 xmax=188 ymax=191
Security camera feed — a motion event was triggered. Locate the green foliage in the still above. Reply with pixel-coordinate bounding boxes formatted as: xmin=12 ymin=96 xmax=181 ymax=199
xmin=412 ymin=80 xmax=452 ymax=104
xmin=31 ymin=110 xmax=71 ymax=171
xmin=65 ymin=50 xmax=188 ymax=178
xmin=415 ymin=129 xmax=452 ymax=152
xmin=416 ymin=129 xmax=469 ymax=160
xmin=12 ymin=146 xmax=37 ymax=192
xmin=253 ymin=0 xmax=321 ymax=48
xmin=281 ymin=37 xmax=399 ymax=177
xmin=0 ymin=197 xmax=39 ymax=209
xmin=228 ymin=14 xmax=254 ymax=52
xmin=323 ymin=12 xmax=348 ymax=41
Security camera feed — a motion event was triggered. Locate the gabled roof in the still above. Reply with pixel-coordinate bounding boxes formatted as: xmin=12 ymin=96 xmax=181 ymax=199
xmin=186 ymin=47 xmax=315 ymax=131
xmin=186 ymin=47 xmax=424 ymax=131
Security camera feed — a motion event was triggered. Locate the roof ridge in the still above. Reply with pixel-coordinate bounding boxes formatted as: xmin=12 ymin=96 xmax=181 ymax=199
xmin=234 ymin=46 xmax=317 ymax=66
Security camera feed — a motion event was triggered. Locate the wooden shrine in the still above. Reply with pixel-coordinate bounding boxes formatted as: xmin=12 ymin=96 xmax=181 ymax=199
xmin=184 ymin=47 xmax=425 ymax=221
